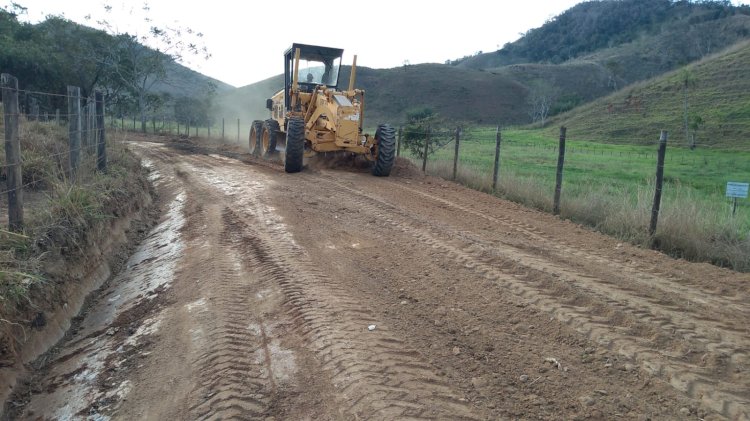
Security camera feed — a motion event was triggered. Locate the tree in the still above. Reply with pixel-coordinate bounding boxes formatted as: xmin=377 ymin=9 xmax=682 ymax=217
xmin=402 ymin=107 xmax=437 ymax=159
xmin=400 ymin=108 xmax=462 ymax=159
xmin=36 ymin=16 xmax=113 ymax=102
xmin=689 ymin=114 xmax=704 ymax=150
xmin=94 ymin=2 xmax=210 ymax=132
xmin=526 ymin=82 xmax=558 ymax=126
xmin=680 ymin=68 xmax=698 ymax=147
xmin=605 ymin=59 xmax=622 ymax=91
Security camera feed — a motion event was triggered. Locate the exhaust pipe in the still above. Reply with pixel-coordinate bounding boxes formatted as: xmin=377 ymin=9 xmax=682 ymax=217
xmin=348 ymin=55 xmax=357 ymax=92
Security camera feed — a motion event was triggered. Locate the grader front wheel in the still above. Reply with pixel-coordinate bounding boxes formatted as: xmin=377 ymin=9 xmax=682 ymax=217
xmin=284 ymin=118 xmax=304 ymax=173
xmin=372 ymin=124 xmax=396 ymax=177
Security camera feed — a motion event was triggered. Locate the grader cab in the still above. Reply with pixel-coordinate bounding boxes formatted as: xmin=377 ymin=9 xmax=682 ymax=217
xmin=249 ymin=43 xmax=395 ymax=176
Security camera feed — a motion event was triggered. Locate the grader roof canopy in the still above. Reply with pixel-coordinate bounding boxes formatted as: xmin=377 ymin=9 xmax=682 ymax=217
xmin=284 ymin=43 xmax=344 ymax=62
xmin=284 ymin=43 xmax=345 ymax=108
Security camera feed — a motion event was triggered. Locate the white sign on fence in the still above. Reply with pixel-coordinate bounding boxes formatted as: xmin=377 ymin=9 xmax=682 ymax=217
xmin=726 ymin=182 xmax=749 ymax=199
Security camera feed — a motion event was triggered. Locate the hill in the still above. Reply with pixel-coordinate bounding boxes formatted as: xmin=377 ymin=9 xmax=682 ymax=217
xmin=551 ymin=40 xmax=750 ymax=149
xmin=456 ymin=0 xmax=750 ymax=76
xmin=216 ymin=64 xmax=530 ymax=126
xmin=224 ymin=1 xmax=750 ymax=128
xmin=214 ymin=74 xmax=283 ymax=123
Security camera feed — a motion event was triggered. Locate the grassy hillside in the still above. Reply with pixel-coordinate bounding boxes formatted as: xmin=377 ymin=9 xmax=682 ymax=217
xmin=218 ymin=1 xmax=750 ymax=135
xmin=551 ymin=40 xmax=750 ymax=149
xmin=487 ymin=61 xmax=617 ymax=113
xmin=447 ymin=0 xmax=750 ymax=125
xmin=347 ymin=65 xmax=527 ymax=125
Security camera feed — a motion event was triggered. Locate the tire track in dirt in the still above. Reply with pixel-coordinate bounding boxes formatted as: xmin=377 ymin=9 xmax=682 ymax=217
xmin=166 ymin=167 xmax=277 ymax=419
xmin=313 ymin=175 xmax=749 ymax=420
xmin=125 ymin=145 xmax=309 ymax=420
xmin=133 ymin=143 xmax=748 ymax=419
xmin=360 ymin=179 xmax=748 ymax=345
xmin=383 ymin=180 xmax=749 ymax=315
xmin=178 ymin=159 xmax=482 ymax=420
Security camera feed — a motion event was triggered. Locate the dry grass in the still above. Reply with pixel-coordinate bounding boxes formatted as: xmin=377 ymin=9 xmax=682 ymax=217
xmin=0 ymin=115 xmax=147 ymax=361
xmin=424 ymin=159 xmax=750 ymax=272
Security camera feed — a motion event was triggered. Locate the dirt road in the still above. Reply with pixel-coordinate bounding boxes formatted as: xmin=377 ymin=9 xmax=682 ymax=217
xmin=9 ymin=139 xmax=749 ymax=420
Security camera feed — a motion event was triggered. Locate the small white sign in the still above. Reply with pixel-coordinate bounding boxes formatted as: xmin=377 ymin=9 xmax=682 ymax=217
xmin=726 ymin=182 xmax=749 ymax=199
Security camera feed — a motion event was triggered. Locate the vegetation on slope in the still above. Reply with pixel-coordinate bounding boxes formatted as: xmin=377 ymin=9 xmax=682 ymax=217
xmin=455 ymin=0 xmax=750 ymax=71
xmin=552 ymin=40 xmax=750 ymax=149
xmin=0 ymin=113 xmax=149 ymax=364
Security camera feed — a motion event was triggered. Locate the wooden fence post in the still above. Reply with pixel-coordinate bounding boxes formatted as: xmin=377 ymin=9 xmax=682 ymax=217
xmin=649 ymin=130 xmax=668 ymax=238
xmin=96 ymin=91 xmax=107 ymax=172
xmin=132 ymin=115 xmax=136 ymax=131
xmin=452 ymin=126 xmax=460 ymax=181
xmin=88 ymin=103 xmax=95 ymax=152
xmin=237 ymin=118 xmax=240 ymax=143
xmin=81 ymin=101 xmax=89 ymax=152
xmin=208 ymin=121 xmax=211 ymax=138
xmin=422 ymin=126 xmax=430 ymax=173
xmin=492 ymin=126 xmax=502 ymax=191
xmin=2 ymin=74 xmax=23 ymax=231
xmin=55 ymin=108 xmax=60 ymax=125
xmin=67 ymin=86 xmax=82 ymax=180
xmin=553 ymin=126 xmax=567 ymax=215
xmin=222 ymin=118 xmax=225 ymax=140
xmin=396 ymin=126 xmax=402 ymax=157
xmin=89 ymin=103 xmax=96 ymax=149
xmin=89 ymin=103 xmax=95 ymax=151
xmin=30 ymin=97 xmax=38 ymax=121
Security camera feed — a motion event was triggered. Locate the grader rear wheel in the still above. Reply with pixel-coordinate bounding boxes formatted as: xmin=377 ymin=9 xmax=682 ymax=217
xmin=261 ymin=119 xmax=280 ymax=159
xmin=249 ymin=120 xmax=263 ymax=156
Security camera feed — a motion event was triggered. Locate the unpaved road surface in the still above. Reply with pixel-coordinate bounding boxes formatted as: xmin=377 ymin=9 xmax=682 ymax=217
xmin=9 ymin=138 xmax=750 ymax=420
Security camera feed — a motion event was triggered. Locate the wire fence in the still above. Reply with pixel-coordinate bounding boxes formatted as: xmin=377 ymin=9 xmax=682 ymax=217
xmin=399 ymin=129 xmax=750 ymax=173
xmin=94 ymin=107 xmax=750 ymax=227
xmin=397 ymin=124 xmax=750 ymax=237
xmin=106 ymin=113 xmax=254 ymax=146
xmin=1 ymin=73 xmax=110 ymax=232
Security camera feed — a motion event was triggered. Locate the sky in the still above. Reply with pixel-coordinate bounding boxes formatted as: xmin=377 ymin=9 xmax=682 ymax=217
xmin=14 ymin=0 xmax=746 ymax=88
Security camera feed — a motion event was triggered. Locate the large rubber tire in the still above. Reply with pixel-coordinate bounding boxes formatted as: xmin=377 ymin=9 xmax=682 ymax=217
xmin=372 ymin=123 xmax=396 ymax=177
xmin=262 ymin=119 xmax=280 ymax=159
xmin=284 ymin=118 xmax=304 ymax=173
xmin=249 ymin=120 xmax=263 ymax=156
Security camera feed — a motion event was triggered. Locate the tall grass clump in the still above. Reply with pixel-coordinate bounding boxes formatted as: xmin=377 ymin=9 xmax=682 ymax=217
xmin=1 ymin=115 xmax=148 ymax=361
xmin=422 ymin=157 xmax=750 ymax=272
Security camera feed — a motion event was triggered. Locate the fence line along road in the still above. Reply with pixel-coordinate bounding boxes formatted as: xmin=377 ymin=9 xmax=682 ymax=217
xmin=2 ymin=73 xmax=109 ymax=232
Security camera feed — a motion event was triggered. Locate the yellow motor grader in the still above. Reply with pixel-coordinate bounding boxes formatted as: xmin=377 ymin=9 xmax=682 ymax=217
xmin=250 ymin=43 xmax=395 ymax=176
